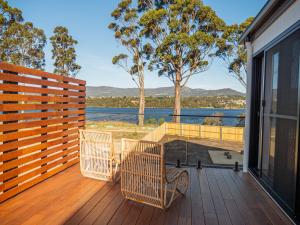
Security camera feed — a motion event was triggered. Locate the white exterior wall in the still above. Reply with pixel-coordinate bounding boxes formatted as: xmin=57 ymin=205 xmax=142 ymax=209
xmin=253 ymin=0 xmax=300 ymax=54
xmin=243 ymin=42 xmax=253 ymax=173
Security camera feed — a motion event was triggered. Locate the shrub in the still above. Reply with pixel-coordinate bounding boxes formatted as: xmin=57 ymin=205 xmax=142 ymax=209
xmin=202 ymin=112 xmax=224 ymax=126
xmin=145 ymin=118 xmax=157 ymax=125
xmin=158 ymin=118 xmax=165 ymax=125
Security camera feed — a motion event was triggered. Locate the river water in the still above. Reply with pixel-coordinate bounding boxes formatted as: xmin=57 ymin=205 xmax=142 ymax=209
xmin=86 ymin=107 xmax=245 ymax=126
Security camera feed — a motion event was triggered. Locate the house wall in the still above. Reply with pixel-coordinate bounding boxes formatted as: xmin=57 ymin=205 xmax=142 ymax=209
xmin=253 ymin=0 xmax=300 ymax=54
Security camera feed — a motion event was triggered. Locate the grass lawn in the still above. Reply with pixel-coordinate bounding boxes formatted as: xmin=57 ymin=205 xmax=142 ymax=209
xmin=85 ymin=121 xmax=157 ymax=140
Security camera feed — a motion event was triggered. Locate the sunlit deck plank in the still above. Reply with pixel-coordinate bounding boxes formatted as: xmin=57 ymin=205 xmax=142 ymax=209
xmin=0 ymin=164 xmax=294 ymax=225
xmin=0 ymin=165 xmax=104 ymax=225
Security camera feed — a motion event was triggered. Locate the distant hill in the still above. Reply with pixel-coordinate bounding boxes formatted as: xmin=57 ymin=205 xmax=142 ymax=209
xmin=86 ymin=86 xmax=245 ymax=97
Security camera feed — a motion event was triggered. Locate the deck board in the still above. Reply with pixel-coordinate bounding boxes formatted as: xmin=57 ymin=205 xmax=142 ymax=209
xmin=0 ymin=164 xmax=294 ymax=225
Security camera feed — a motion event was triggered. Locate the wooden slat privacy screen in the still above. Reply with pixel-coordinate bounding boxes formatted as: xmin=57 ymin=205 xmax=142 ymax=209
xmin=0 ymin=62 xmax=86 ymax=202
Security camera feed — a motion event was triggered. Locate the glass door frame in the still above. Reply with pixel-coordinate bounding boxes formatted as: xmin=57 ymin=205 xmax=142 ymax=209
xmin=255 ymin=27 xmax=300 ymax=217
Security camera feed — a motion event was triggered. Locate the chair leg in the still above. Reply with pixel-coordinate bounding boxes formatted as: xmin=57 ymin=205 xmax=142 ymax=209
xmin=164 ymin=171 xmax=189 ymax=209
xmin=176 ymin=171 xmax=189 ymax=195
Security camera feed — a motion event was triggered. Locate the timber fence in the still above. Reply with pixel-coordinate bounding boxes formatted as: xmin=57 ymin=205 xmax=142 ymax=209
xmin=0 ymin=62 xmax=86 ymax=202
xmin=143 ymin=122 xmax=244 ymax=143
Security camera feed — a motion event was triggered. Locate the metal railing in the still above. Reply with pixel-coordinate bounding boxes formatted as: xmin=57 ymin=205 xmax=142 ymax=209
xmin=141 ymin=122 xmax=244 ymax=167
xmin=86 ymin=108 xmax=245 ymax=127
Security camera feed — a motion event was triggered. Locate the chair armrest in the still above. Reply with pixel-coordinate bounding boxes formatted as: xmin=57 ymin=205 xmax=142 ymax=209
xmin=165 ymin=167 xmax=188 ymax=183
xmin=164 ymin=167 xmax=189 ymax=209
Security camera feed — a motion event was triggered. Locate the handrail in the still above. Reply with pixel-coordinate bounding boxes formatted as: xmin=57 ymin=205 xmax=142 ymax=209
xmin=170 ymin=114 xmax=245 ymax=119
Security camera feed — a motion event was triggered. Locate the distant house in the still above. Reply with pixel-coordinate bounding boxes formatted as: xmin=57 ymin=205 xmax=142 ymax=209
xmin=240 ymin=0 xmax=300 ymax=222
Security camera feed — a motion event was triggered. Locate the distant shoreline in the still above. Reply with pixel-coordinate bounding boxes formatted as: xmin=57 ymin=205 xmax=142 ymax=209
xmin=86 ymin=96 xmax=246 ymax=109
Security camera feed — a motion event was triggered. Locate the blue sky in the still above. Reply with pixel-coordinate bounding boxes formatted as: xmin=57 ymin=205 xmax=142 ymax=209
xmin=9 ymin=0 xmax=266 ymax=92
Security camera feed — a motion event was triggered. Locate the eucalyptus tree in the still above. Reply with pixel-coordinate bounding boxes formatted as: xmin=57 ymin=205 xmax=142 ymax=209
xmin=0 ymin=0 xmax=46 ymax=69
xmin=0 ymin=22 xmax=46 ymax=69
xmin=0 ymin=0 xmax=23 ymax=37
xmin=109 ymin=0 xmax=152 ymax=126
xmin=50 ymin=26 xmax=81 ymax=76
xmin=216 ymin=17 xmax=254 ymax=88
xmin=140 ymin=0 xmax=225 ymax=122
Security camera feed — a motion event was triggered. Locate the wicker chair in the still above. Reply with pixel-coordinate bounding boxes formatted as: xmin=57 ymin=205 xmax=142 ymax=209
xmin=80 ymin=130 xmax=120 ymax=182
xmin=121 ymin=138 xmax=189 ymax=209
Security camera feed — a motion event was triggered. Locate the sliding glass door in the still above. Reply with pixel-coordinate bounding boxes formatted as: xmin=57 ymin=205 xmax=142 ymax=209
xmin=260 ymin=29 xmax=300 ymax=212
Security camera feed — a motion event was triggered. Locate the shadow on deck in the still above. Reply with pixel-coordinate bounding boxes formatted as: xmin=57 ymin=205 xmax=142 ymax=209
xmin=162 ymin=136 xmax=244 ymax=166
xmin=0 ymin=164 xmax=293 ymax=225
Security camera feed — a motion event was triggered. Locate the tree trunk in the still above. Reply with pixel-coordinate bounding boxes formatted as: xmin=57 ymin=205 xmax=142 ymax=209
xmin=138 ymin=75 xmax=145 ymax=126
xmin=173 ymin=79 xmax=181 ymax=123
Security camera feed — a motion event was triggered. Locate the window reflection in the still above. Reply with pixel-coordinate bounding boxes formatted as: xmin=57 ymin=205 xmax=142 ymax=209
xmin=271 ymin=53 xmax=279 ymax=114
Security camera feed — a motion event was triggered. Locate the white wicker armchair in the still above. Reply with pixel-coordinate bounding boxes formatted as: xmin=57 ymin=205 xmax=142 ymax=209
xmin=80 ymin=130 xmax=120 ymax=182
xmin=121 ymin=138 xmax=189 ymax=209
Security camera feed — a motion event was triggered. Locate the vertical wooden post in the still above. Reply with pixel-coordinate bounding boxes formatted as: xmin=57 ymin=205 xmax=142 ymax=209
xmin=180 ymin=123 xmax=183 ymax=136
xmin=2 ymin=70 xmax=18 ymax=190
xmin=199 ymin=125 xmax=202 ymax=139
xmin=79 ymin=83 xmax=85 ymax=129
xmin=78 ymin=82 xmax=85 ymax=158
xmin=41 ymin=76 xmax=48 ymax=173
xmin=62 ymin=80 xmax=69 ymax=164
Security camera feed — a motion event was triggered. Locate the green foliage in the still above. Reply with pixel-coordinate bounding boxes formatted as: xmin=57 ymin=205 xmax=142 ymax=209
xmin=145 ymin=117 xmax=158 ymax=125
xmin=216 ymin=17 xmax=254 ymax=88
xmin=109 ymin=0 xmax=152 ymax=126
xmin=144 ymin=117 xmax=165 ymax=125
xmin=86 ymin=96 xmax=245 ymax=109
xmin=50 ymin=26 xmax=81 ymax=76
xmin=140 ymin=0 xmax=225 ymax=85
xmin=108 ymin=0 xmax=150 ymax=86
xmin=158 ymin=117 xmax=165 ymax=125
xmin=0 ymin=0 xmax=23 ymax=36
xmin=139 ymin=0 xmax=225 ymax=121
xmin=0 ymin=0 xmax=46 ymax=69
xmin=0 ymin=22 xmax=46 ymax=69
xmin=202 ymin=112 xmax=224 ymax=126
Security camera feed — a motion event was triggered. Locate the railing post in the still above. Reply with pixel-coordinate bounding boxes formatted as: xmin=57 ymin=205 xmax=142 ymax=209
xmin=197 ymin=160 xmax=202 ymax=169
xmin=176 ymin=159 xmax=181 ymax=168
xmin=234 ymin=161 xmax=240 ymax=172
xmin=220 ymin=126 xmax=222 ymax=141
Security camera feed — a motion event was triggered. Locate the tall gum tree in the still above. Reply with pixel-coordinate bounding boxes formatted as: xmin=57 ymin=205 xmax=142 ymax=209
xmin=0 ymin=0 xmax=46 ymax=69
xmin=109 ymin=0 xmax=152 ymax=126
xmin=0 ymin=22 xmax=46 ymax=69
xmin=140 ymin=0 xmax=224 ymax=123
xmin=216 ymin=17 xmax=254 ymax=89
xmin=50 ymin=26 xmax=81 ymax=76
xmin=0 ymin=0 xmax=23 ymax=36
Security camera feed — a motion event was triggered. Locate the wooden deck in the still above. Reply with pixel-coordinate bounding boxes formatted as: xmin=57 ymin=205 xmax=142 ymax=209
xmin=0 ymin=164 xmax=293 ymax=225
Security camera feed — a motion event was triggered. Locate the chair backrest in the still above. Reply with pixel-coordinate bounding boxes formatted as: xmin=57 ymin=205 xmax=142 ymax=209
xmin=121 ymin=138 xmax=165 ymax=208
xmin=80 ymin=130 xmax=113 ymax=180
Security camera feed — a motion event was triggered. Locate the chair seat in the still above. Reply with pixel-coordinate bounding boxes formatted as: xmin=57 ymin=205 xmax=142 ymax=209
xmin=121 ymin=139 xmax=189 ymax=209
